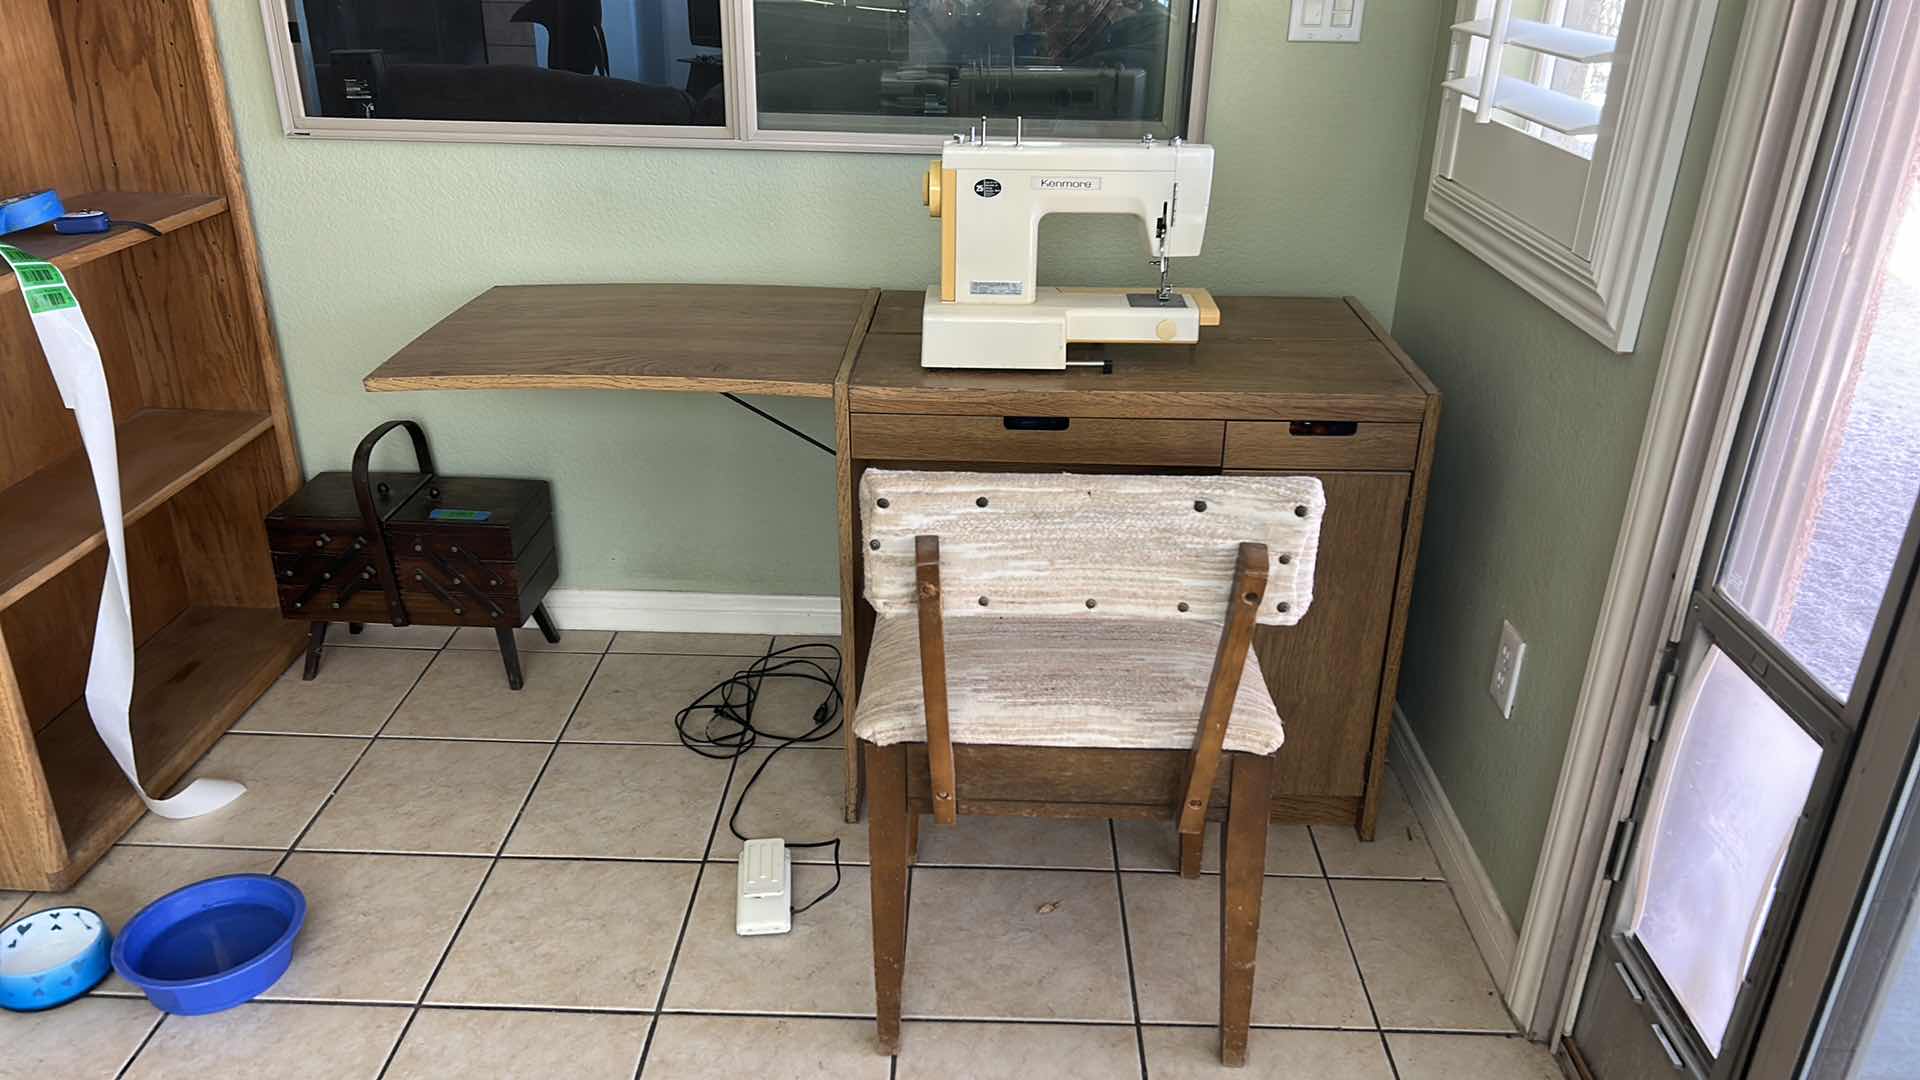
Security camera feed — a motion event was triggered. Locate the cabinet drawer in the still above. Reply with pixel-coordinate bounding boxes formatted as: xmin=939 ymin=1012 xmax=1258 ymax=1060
xmin=1224 ymin=421 xmax=1419 ymax=471
xmin=852 ymin=413 xmax=1224 ymax=467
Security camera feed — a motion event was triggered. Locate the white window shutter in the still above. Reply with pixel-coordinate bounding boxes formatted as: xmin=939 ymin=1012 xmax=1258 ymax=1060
xmin=1423 ymin=0 xmax=1722 ymax=353
xmin=1442 ymin=1 xmax=1620 ymax=139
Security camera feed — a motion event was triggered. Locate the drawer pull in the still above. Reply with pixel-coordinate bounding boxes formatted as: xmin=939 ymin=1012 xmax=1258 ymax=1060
xmin=455 ymin=546 xmax=500 ymax=587
xmin=414 ymin=571 xmax=464 ymax=616
xmin=1003 ymin=416 xmax=1070 ymax=431
xmin=1289 ymin=420 xmax=1359 ymax=437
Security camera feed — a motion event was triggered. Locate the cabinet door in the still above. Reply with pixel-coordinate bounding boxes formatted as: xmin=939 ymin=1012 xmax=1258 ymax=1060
xmin=1247 ymin=472 xmax=1409 ymax=800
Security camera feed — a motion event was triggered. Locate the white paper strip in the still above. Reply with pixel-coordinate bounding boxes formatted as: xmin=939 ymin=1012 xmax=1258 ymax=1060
xmin=1 ymin=243 xmax=242 ymax=819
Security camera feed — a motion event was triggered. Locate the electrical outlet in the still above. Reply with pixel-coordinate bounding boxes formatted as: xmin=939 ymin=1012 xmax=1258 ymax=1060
xmin=1489 ymin=620 xmax=1526 ymax=718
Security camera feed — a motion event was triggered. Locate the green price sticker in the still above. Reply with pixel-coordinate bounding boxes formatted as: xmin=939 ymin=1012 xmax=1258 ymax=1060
xmin=15 ymin=263 xmax=62 ymax=288
xmin=25 ymin=285 xmax=78 ymax=314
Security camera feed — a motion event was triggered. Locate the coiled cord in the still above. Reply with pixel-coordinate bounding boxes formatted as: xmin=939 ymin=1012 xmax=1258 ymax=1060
xmin=674 ymin=640 xmax=844 ymax=914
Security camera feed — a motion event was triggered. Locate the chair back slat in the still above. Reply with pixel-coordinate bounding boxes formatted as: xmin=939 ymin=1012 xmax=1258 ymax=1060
xmin=859 ymin=470 xmax=1325 ymax=626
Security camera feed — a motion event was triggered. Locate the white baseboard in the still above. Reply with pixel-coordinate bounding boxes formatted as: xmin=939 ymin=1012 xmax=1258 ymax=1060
xmin=537 ymin=588 xmax=842 ymax=636
xmin=1390 ymin=702 xmax=1520 ymax=1001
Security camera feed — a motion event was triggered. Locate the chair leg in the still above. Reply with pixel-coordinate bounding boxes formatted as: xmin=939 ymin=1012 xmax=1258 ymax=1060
xmin=302 ymin=622 xmax=329 ymax=681
xmin=347 ymin=622 xmax=365 ymax=635
xmin=496 ymin=626 xmax=525 ymax=690
xmin=1180 ymin=828 xmax=1204 ymax=879
xmin=1219 ymin=753 xmax=1273 ymax=1067
xmin=866 ymin=741 xmax=911 ymax=1054
xmin=531 ymin=602 xmax=561 ymax=644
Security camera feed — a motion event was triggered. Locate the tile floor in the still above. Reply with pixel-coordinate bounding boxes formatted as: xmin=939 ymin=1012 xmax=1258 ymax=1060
xmin=2 ymin=629 xmax=1564 ymax=1079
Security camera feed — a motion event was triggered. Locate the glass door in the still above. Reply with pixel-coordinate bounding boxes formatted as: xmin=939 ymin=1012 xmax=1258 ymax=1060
xmin=1566 ymin=0 xmax=1920 ymax=1073
xmin=1795 ymin=627 xmax=1920 ymax=1079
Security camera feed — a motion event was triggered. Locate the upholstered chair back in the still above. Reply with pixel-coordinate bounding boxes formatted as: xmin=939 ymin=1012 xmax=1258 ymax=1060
xmin=858 ymin=470 xmax=1327 ymax=626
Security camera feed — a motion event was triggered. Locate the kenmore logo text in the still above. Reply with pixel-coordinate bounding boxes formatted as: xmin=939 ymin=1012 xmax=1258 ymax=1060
xmin=1033 ymin=176 xmax=1102 ymax=191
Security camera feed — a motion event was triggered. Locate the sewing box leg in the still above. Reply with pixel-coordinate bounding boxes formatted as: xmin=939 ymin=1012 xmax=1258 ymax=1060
xmin=531 ymin=602 xmax=561 ymax=644
xmin=496 ymin=626 xmax=525 ymax=691
xmin=302 ymin=621 xmax=329 ymax=681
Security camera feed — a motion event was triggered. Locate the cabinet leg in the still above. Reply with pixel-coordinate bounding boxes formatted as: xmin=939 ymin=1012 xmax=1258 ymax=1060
xmin=302 ymin=622 xmax=328 ymax=681
xmin=531 ymin=603 xmax=561 ymax=644
xmin=497 ymin=626 xmax=525 ymax=690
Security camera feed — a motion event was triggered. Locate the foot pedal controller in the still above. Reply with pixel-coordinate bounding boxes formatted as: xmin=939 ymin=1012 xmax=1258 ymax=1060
xmin=736 ymin=838 xmax=793 ymax=936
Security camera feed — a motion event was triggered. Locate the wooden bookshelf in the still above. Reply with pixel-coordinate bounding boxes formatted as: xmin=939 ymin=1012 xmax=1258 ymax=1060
xmin=0 ymin=408 xmax=272 ymax=608
xmin=34 ymin=608 xmax=301 ymax=890
xmin=0 ymin=192 xmax=227 ymax=297
xmin=0 ymin=0 xmax=303 ymax=891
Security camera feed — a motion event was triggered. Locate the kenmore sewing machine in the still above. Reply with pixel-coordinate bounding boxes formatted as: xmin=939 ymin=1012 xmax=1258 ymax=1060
xmin=919 ymin=118 xmax=1217 ymax=370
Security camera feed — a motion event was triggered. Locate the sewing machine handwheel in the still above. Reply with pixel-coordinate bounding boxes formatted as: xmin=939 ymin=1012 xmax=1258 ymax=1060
xmin=923 ymin=161 xmax=943 ymax=218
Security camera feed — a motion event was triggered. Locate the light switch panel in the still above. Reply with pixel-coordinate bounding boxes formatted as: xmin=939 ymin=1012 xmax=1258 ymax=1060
xmin=1290 ymin=0 xmax=1364 ymax=42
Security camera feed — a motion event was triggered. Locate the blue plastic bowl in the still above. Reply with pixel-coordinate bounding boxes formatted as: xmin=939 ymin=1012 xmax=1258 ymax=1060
xmin=111 ymin=874 xmax=306 ymax=1016
xmin=0 ymin=906 xmax=112 ymax=1011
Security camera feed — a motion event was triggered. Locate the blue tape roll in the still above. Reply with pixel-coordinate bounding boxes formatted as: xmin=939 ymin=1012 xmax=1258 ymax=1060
xmin=54 ymin=209 xmax=112 ymax=235
xmin=0 ymin=190 xmax=66 ymax=236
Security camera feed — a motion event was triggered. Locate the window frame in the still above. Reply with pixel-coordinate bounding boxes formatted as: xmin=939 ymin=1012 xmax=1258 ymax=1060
xmin=257 ymin=0 xmax=1218 ymax=154
xmin=1423 ymin=0 xmax=1721 ymax=353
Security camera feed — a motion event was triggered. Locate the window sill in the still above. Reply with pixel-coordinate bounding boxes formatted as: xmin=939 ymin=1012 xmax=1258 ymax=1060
xmin=283 ymin=115 xmax=958 ymax=155
xmin=1423 ymin=174 xmax=1646 ymax=353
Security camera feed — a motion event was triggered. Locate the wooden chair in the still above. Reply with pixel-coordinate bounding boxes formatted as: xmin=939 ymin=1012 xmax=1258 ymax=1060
xmin=854 ymin=470 xmax=1327 ymax=1067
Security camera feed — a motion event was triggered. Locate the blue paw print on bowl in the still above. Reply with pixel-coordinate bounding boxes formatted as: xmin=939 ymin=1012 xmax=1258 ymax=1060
xmin=0 ymin=906 xmax=113 ymax=1011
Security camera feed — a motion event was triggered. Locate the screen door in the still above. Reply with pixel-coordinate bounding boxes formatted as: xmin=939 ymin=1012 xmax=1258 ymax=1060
xmin=1566 ymin=0 xmax=1920 ymax=1073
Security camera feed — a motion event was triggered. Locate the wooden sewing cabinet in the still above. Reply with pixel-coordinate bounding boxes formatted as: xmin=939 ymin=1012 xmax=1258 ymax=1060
xmin=838 ymin=291 xmax=1438 ymax=836
xmin=364 ymin=283 xmax=1438 ymax=838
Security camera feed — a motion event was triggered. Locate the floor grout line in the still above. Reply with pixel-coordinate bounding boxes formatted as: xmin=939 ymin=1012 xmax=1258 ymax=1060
xmin=634 ymin=748 xmax=742 ymax=1080
xmin=98 ymin=839 xmax=1382 ymax=879
xmin=1311 ymin=828 xmax=1403 ymax=1080
xmin=110 ymin=1007 xmax=168 ymax=1080
xmin=373 ymin=640 xmax=595 ymax=1080
xmin=85 ymin=989 xmax=1500 ymax=1031
xmin=1108 ymin=820 xmax=1150 ymax=1080
xmin=636 ymin=634 xmax=831 ymax=1076
xmin=364 ymin=634 xmax=468 ymax=1080
xmin=264 ymin=638 xmax=445 ymax=873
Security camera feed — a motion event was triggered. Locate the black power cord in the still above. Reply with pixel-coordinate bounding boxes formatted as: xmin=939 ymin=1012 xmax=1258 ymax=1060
xmin=675 ymin=640 xmax=844 ymax=915
xmin=720 ymin=393 xmax=835 ymax=456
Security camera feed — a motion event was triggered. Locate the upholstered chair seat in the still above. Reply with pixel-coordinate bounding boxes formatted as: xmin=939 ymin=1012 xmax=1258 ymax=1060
xmin=855 ymin=615 xmax=1284 ymax=754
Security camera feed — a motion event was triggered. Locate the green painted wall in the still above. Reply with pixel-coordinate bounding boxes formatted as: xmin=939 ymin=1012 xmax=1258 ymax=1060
xmin=207 ymin=1 xmax=1442 ymax=595
xmin=1388 ymin=1 xmax=1750 ymax=923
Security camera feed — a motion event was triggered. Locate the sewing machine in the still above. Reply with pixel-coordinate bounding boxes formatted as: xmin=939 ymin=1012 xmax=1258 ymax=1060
xmin=919 ymin=122 xmax=1217 ymax=370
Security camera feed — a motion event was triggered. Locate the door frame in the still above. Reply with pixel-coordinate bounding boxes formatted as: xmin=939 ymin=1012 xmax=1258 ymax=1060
xmin=1504 ymin=0 xmax=1869 ymax=1040
xmin=1745 ymin=508 xmax=1920 ymax=1074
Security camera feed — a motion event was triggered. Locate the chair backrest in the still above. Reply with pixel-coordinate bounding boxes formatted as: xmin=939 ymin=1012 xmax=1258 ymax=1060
xmin=859 ymin=470 xmax=1326 ymax=626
